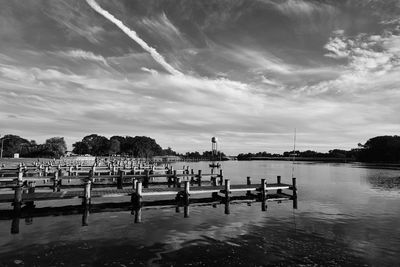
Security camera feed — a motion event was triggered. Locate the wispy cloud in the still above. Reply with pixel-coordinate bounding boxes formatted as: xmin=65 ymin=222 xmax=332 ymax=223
xmin=141 ymin=67 xmax=159 ymax=76
xmin=56 ymin=49 xmax=108 ymax=66
xmin=45 ymin=0 xmax=105 ymax=44
xmin=86 ymin=0 xmax=183 ymax=76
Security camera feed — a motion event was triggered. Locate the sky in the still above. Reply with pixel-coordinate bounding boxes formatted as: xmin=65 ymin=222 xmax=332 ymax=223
xmin=0 ymin=0 xmax=400 ymax=155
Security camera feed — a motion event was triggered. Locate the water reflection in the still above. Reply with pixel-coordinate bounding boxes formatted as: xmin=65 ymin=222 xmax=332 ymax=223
xmin=1 ymin=161 xmax=400 ymax=266
xmin=4 ymin=194 xmax=297 ymax=234
xmin=367 ymin=175 xmax=400 ymax=190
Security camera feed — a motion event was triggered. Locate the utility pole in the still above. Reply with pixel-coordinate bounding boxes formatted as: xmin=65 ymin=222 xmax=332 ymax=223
xmin=0 ymin=134 xmax=4 ymax=158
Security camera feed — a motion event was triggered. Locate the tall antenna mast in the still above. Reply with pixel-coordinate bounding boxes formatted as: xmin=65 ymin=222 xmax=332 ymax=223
xmin=291 ymin=128 xmax=297 ymax=179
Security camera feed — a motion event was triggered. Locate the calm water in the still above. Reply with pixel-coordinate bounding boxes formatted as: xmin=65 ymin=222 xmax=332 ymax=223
xmin=0 ymin=161 xmax=399 ymax=266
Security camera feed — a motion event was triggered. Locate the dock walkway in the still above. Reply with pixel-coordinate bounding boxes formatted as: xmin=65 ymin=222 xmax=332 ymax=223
xmin=0 ymin=183 xmax=292 ymax=203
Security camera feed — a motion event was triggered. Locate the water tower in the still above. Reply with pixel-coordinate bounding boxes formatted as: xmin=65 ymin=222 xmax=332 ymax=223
xmin=211 ymin=137 xmax=218 ymax=159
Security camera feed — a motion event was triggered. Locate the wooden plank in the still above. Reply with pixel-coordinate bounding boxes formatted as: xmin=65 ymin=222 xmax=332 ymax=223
xmin=0 ymin=183 xmax=293 ymax=203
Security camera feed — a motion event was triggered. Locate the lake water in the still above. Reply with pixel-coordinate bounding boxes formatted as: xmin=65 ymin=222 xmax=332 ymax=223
xmin=0 ymin=160 xmax=399 ymax=266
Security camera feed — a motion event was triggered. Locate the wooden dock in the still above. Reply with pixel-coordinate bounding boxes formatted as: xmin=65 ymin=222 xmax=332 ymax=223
xmin=0 ymin=183 xmax=293 ymax=203
xmin=0 ymin=163 xmax=297 ymax=233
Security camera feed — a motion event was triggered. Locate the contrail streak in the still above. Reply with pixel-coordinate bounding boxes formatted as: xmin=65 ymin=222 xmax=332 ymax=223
xmin=86 ymin=0 xmax=183 ymax=76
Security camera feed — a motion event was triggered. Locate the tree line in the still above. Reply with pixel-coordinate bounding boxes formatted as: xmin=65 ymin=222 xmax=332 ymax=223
xmin=1 ymin=134 xmax=399 ymax=163
xmin=237 ymin=135 xmax=400 ymax=163
xmin=72 ymin=134 xmax=169 ymax=158
xmin=0 ymin=135 xmax=67 ymax=158
xmin=180 ymin=151 xmax=227 ymax=161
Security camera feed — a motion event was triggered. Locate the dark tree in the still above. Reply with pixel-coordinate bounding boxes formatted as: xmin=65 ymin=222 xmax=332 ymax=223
xmin=124 ymin=136 xmax=162 ymax=158
xmin=0 ymin=134 xmax=31 ymax=157
xmin=358 ymin=135 xmax=400 ymax=163
xmin=81 ymin=134 xmax=110 ymax=156
xmin=72 ymin=141 xmax=90 ymax=155
xmin=44 ymin=137 xmax=67 ymax=158
xmin=109 ymin=139 xmax=121 ymax=155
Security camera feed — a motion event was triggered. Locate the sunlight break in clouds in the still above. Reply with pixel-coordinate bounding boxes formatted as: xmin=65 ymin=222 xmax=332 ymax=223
xmin=85 ymin=0 xmax=183 ymax=76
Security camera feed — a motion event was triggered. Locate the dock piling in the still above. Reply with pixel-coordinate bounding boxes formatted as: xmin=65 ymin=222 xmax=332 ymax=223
xmin=224 ymin=179 xmax=231 ymax=215
xmin=292 ymin=177 xmax=297 ymax=209
xmin=197 ymin=170 xmax=202 ymax=186
xmin=53 ymin=171 xmax=59 ymax=192
xmin=277 ymin=176 xmax=282 ymax=194
xmin=184 ymin=181 xmax=190 ymax=218
xmin=246 ymin=176 xmax=251 ymax=196
xmin=261 ymin=179 xmax=267 ymax=211
xmin=132 ymin=181 xmax=143 ymax=223
xmin=144 ymin=170 xmax=150 ymax=188
xmin=11 ymin=185 xmax=22 ymax=234
xmin=26 ymin=181 xmax=36 ymax=208
xmin=83 ymin=179 xmax=92 ymax=206
xmin=117 ymin=169 xmax=123 ymax=189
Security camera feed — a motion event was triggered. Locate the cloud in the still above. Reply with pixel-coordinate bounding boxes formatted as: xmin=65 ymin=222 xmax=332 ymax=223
xmin=56 ymin=49 xmax=108 ymax=66
xmin=141 ymin=67 xmax=158 ymax=75
xmin=324 ymin=30 xmax=350 ymax=59
xmin=298 ymin=27 xmax=400 ymax=96
xmin=44 ymin=0 xmax=105 ymax=44
xmin=139 ymin=13 xmax=190 ymax=50
xmin=259 ymin=0 xmax=338 ymax=19
xmin=86 ymin=0 xmax=183 ymax=76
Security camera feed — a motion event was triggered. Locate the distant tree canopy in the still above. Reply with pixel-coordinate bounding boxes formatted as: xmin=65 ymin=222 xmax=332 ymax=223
xmin=72 ymin=134 xmax=165 ymax=157
xmin=237 ymin=149 xmax=359 ymax=161
xmin=357 ymin=135 xmax=400 ymax=163
xmin=44 ymin=137 xmax=67 ymax=158
xmin=181 ymin=150 xmax=227 ymax=160
xmin=0 ymin=135 xmax=67 ymax=158
xmin=0 ymin=135 xmax=31 ymax=157
xmin=2 ymin=134 xmax=400 ymax=163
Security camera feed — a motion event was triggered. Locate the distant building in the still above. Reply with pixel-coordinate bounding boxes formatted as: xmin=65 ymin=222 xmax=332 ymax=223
xmin=64 ymin=151 xmax=76 ymax=157
xmin=152 ymin=155 xmax=181 ymax=162
xmin=13 ymin=153 xmax=19 ymax=158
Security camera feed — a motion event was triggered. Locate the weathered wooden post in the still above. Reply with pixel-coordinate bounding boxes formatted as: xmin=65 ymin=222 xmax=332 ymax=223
xmin=211 ymin=176 xmax=217 ymax=186
xmin=132 ymin=181 xmax=142 ymax=223
xmin=17 ymin=166 xmax=23 ymax=185
xmin=292 ymin=177 xmax=297 ymax=197
xmin=117 ymin=169 xmax=123 ymax=189
xmin=219 ymin=169 xmax=223 ymax=185
xmin=190 ymin=169 xmax=194 ymax=184
xmin=38 ymin=164 xmax=43 ymax=176
xmin=261 ymin=179 xmax=267 ymax=212
xmin=53 ymin=171 xmax=59 ymax=192
xmin=183 ymin=181 xmax=190 ymax=218
xmin=197 ymin=170 xmax=202 ymax=186
xmin=167 ymin=173 xmax=173 ymax=188
xmin=44 ymin=166 xmax=49 ymax=177
xmin=26 ymin=181 xmax=36 ymax=208
xmin=277 ymin=175 xmax=282 ymax=194
xmin=68 ymin=166 xmax=73 ymax=176
xmin=144 ymin=169 xmax=150 ymax=188
xmin=82 ymin=203 xmax=90 ymax=227
xmin=246 ymin=176 xmax=252 ymax=196
xmin=173 ymin=170 xmax=178 ymax=187
xmin=11 ymin=183 xmax=23 ymax=234
xmin=224 ymin=179 xmax=231 ymax=215
xmin=13 ymin=185 xmax=22 ymax=206
xmin=132 ymin=178 xmax=137 ymax=190
xmin=83 ymin=179 xmax=91 ymax=206
xmin=292 ymin=177 xmax=297 ymax=209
